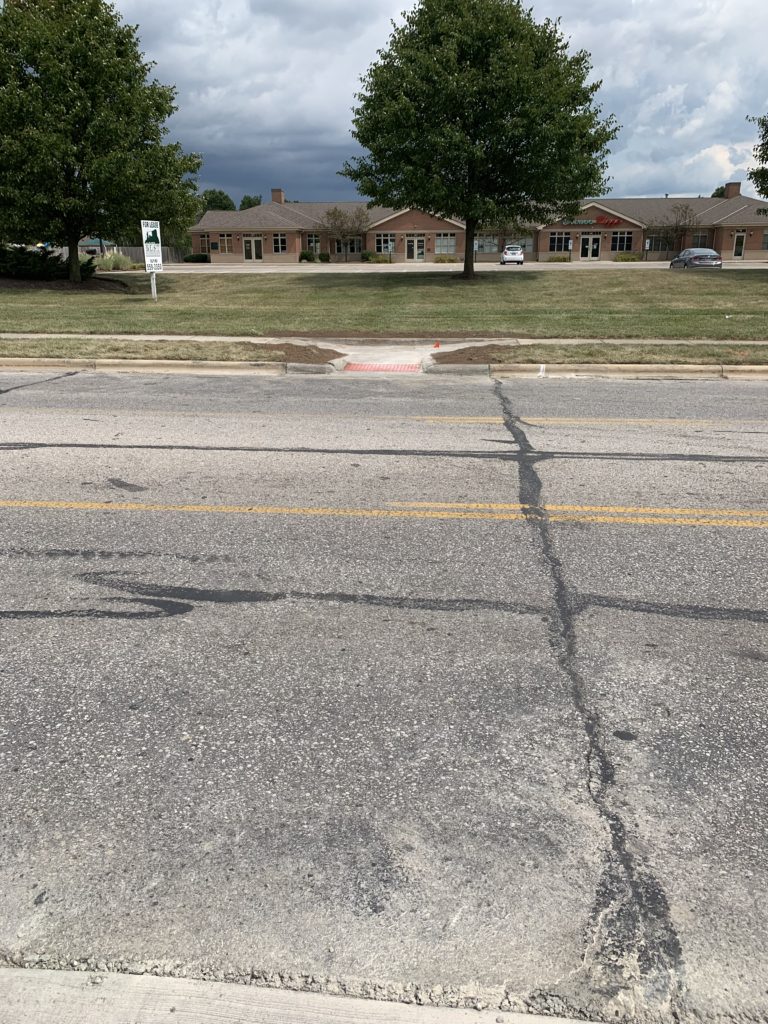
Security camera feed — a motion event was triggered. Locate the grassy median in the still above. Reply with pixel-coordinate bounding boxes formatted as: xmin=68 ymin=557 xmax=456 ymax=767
xmin=1 ymin=269 xmax=768 ymax=340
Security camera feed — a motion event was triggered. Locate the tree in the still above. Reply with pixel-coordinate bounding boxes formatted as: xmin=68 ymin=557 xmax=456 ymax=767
xmin=239 ymin=193 xmax=262 ymax=210
xmin=748 ymin=115 xmax=768 ymax=198
xmin=710 ymin=186 xmax=726 ymax=198
xmin=318 ymin=206 xmax=371 ymax=261
xmin=342 ymin=0 xmax=618 ymax=278
xmin=0 ymin=0 xmax=201 ymax=282
xmin=201 ymin=189 xmax=236 ymax=212
xmin=645 ymin=203 xmax=700 ymax=255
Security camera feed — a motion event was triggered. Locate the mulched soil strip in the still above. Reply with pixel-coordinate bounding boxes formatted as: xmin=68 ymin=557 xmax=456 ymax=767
xmin=253 ymin=344 xmax=342 ymax=364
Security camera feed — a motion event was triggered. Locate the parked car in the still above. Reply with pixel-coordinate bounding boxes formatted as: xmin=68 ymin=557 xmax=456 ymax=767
xmin=670 ymin=248 xmax=722 ymax=269
xmin=500 ymin=244 xmax=524 ymax=266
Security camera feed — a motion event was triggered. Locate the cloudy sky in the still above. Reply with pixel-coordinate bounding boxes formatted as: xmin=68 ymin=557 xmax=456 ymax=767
xmin=114 ymin=0 xmax=767 ymax=205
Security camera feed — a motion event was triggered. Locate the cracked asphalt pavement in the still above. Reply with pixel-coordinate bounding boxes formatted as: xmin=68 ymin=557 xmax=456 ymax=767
xmin=0 ymin=371 xmax=766 ymax=1021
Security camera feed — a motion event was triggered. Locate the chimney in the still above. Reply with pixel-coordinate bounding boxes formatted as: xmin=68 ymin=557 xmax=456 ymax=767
xmin=271 ymin=188 xmax=285 ymax=204
xmin=723 ymin=181 xmax=741 ymax=199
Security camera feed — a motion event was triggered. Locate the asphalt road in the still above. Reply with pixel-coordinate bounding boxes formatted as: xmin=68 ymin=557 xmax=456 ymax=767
xmin=0 ymin=371 xmax=766 ymax=1022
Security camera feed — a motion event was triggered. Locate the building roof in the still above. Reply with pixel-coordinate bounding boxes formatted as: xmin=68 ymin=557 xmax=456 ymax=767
xmin=580 ymin=195 xmax=768 ymax=228
xmin=194 ymin=201 xmax=399 ymax=232
xmin=191 ymin=187 xmax=768 ymax=234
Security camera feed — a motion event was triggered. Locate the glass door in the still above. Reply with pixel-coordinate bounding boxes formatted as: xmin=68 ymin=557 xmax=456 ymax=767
xmin=406 ymin=236 xmax=425 ymax=261
xmin=733 ymin=232 xmax=745 ymax=259
xmin=580 ymin=234 xmax=600 ymax=259
xmin=243 ymin=237 xmax=263 ymax=261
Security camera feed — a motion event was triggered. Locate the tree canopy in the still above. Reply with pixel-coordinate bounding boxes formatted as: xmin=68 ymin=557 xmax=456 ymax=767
xmin=318 ymin=206 xmax=371 ymax=260
xmin=0 ymin=0 xmax=201 ymax=281
xmin=748 ymin=115 xmax=768 ymax=198
xmin=342 ymin=0 xmax=618 ymax=277
xmin=201 ymin=189 xmax=236 ymax=212
xmin=239 ymin=193 xmax=262 ymax=210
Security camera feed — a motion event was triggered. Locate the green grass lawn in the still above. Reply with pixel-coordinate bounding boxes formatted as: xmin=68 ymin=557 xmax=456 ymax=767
xmin=1 ymin=269 xmax=768 ymax=340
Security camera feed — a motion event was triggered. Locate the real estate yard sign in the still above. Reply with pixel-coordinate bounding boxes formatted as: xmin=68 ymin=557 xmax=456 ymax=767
xmin=141 ymin=220 xmax=163 ymax=301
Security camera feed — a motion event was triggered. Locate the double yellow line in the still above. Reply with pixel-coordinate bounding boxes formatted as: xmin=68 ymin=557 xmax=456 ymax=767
xmin=0 ymin=498 xmax=766 ymax=529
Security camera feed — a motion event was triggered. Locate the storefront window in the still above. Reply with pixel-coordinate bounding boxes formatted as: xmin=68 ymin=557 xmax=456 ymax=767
xmin=436 ymin=233 xmax=457 ymax=254
xmin=375 ymin=233 xmax=395 ymax=253
xmin=549 ymin=232 xmax=571 ymax=252
xmin=611 ymin=231 xmax=633 ymax=252
xmin=219 ymin=233 xmax=233 ymax=254
xmin=306 ymin=234 xmax=320 ymax=253
xmin=273 ymin=233 xmax=287 ymax=253
xmin=474 ymin=235 xmax=497 ymax=253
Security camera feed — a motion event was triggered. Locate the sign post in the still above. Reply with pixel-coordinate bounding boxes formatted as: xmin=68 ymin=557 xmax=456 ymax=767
xmin=141 ymin=220 xmax=163 ymax=301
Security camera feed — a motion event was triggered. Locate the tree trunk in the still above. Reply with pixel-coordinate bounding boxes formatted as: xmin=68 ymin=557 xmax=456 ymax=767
xmin=462 ymin=219 xmax=477 ymax=279
xmin=67 ymin=231 xmax=82 ymax=283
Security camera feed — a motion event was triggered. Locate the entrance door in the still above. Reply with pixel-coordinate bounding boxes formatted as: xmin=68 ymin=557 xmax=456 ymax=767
xmin=580 ymin=234 xmax=601 ymax=259
xmin=733 ymin=232 xmax=745 ymax=259
xmin=406 ymin=236 xmax=426 ymax=261
xmin=243 ymin=237 xmax=263 ymax=261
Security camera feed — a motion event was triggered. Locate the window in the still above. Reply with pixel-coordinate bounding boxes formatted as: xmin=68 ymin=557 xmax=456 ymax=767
xmin=273 ymin=233 xmax=287 ymax=253
xmin=611 ymin=231 xmax=633 ymax=252
xmin=762 ymin=231 xmax=768 ymax=251
xmin=692 ymin=232 xmax=710 ymax=247
xmin=474 ymin=234 xmax=497 ymax=253
xmin=306 ymin=233 xmax=320 ymax=253
xmin=219 ymin=233 xmax=233 ymax=254
xmin=436 ymin=232 xmax=457 ymax=254
xmin=375 ymin=233 xmax=396 ymax=254
xmin=199 ymin=233 xmax=210 ymax=254
xmin=335 ymin=236 xmax=362 ymax=254
xmin=645 ymin=235 xmax=669 ymax=252
xmin=549 ymin=232 xmax=571 ymax=252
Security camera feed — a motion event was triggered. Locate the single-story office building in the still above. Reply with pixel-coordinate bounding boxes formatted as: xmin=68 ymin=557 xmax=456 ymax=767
xmin=189 ymin=184 xmax=768 ymax=265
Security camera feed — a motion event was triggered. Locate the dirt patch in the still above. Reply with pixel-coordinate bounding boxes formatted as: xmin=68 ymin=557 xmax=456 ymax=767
xmin=434 ymin=344 xmax=513 ymax=363
xmin=254 ymin=343 xmax=342 ymax=364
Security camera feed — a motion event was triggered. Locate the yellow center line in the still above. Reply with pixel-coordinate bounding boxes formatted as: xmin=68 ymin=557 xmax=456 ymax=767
xmin=388 ymin=500 xmax=768 ymax=518
xmin=0 ymin=498 xmax=766 ymax=528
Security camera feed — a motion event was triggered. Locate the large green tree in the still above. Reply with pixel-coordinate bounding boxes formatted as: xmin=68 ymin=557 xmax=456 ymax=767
xmin=748 ymin=115 xmax=768 ymax=198
xmin=200 ymin=189 xmax=236 ymax=212
xmin=342 ymin=0 xmax=618 ymax=278
xmin=239 ymin=193 xmax=262 ymax=210
xmin=0 ymin=0 xmax=201 ymax=281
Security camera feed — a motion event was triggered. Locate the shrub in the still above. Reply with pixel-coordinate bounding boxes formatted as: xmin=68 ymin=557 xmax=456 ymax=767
xmin=183 ymin=253 xmax=210 ymax=263
xmin=360 ymin=250 xmax=374 ymax=262
xmin=318 ymin=252 xmax=331 ymax=263
xmin=95 ymin=252 xmax=133 ymax=271
xmin=547 ymin=255 xmax=570 ymax=262
xmin=299 ymin=250 xmax=316 ymax=262
xmin=0 ymin=244 xmax=95 ymax=280
xmin=433 ymin=254 xmax=458 ymax=263
xmin=369 ymin=253 xmax=391 ymax=263
xmin=614 ymin=252 xmax=641 ymax=262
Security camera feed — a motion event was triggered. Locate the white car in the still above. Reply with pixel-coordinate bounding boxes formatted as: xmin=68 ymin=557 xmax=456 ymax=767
xmin=500 ymin=244 xmax=524 ymax=266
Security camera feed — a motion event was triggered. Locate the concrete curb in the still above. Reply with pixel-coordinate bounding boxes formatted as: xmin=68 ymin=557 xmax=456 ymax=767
xmin=488 ymin=362 xmax=768 ymax=380
xmin=424 ymin=361 xmax=490 ymax=375
xmin=285 ymin=361 xmax=335 ymax=374
xmin=1 ymin=357 xmax=767 ymax=380
xmin=0 ymin=968 xmax=590 ymax=1024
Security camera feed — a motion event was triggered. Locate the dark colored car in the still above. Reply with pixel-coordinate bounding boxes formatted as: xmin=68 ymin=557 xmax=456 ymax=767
xmin=670 ymin=247 xmax=723 ymax=269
